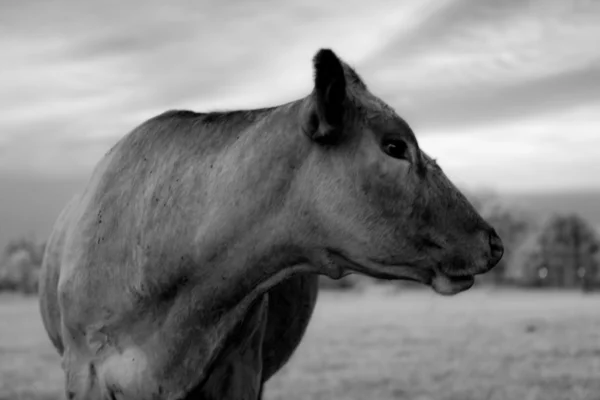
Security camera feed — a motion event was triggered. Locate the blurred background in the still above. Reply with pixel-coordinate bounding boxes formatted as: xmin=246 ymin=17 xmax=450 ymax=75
xmin=1 ymin=0 xmax=600 ymax=399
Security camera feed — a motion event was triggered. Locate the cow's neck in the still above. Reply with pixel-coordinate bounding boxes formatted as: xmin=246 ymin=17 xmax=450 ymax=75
xmin=191 ymin=96 xmax=320 ymax=316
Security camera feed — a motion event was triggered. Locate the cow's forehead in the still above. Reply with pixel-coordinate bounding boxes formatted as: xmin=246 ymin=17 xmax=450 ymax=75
xmin=339 ymin=62 xmax=419 ymax=145
xmin=353 ymin=91 xmax=419 ymax=143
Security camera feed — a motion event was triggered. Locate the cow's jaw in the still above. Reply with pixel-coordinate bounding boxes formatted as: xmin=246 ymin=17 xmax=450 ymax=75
xmin=324 ymin=249 xmax=475 ymax=295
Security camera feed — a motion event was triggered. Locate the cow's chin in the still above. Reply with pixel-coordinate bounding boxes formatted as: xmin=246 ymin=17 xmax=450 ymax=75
xmin=430 ymin=273 xmax=475 ymax=295
xmin=324 ymin=249 xmax=475 ymax=296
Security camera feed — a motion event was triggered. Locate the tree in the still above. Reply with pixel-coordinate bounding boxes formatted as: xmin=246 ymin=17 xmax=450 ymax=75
xmin=0 ymin=249 xmax=39 ymax=293
xmin=2 ymin=235 xmax=46 ymax=267
xmin=513 ymin=213 xmax=600 ymax=289
xmin=0 ymin=235 xmax=46 ymax=294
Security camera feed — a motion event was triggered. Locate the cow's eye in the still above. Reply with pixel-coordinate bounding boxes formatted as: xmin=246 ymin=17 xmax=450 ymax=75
xmin=382 ymin=139 xmax=409 ymax=160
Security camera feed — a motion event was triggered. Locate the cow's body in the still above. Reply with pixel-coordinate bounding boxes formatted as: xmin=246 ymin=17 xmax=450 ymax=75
xmin=39 ymin=49 xmax=503 ymax=400
xmin=40 ymin=106 xmax=321 ymax=399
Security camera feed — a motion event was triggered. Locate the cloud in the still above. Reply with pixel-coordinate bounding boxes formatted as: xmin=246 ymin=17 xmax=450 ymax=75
xmin=419 ymin=101 xmax=600 ymax=193
xmin=0 ymin=0 xmax=430 ymax=175
xmin=0 ymin=0 xmax=599 ymax=193
xmin=388 ymin=63 xmax=600 ymax=132
xmin=361 ymin=0 xmax=600 ymax=128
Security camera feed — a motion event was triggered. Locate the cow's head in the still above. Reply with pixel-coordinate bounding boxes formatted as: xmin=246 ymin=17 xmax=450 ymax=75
xmin=297 ymin=49 xmax=503 ymax=295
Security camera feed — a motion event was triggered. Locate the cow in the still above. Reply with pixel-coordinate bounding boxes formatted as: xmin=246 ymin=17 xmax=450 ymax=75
xmin=39 ymin=48 xmax=503 ymax=400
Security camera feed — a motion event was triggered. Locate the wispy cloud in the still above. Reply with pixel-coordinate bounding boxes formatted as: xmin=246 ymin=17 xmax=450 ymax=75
xmin=420 ymin=101 xmax=600 ymax=192
xmin=363 ymin=0 xmax=600 ymax=129
xmin=0 ymin=0 xmax=599 ymax=193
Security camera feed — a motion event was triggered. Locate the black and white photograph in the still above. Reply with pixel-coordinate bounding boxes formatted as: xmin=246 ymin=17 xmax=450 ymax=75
xmin=1 ymin=1 xmax=600 ymax=399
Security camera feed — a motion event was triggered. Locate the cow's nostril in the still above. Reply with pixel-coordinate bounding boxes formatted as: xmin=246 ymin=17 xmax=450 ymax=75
xmin=489 ymin=231 xmax=504 ymax=263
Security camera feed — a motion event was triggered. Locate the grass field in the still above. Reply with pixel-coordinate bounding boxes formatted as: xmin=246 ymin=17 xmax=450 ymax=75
xmin=1 ymin=288 xmax=600 ymax=400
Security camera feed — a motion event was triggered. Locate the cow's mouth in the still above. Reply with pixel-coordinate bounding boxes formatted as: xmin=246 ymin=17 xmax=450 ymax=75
xmin=325 ymin=249 xmax=474 ymax=295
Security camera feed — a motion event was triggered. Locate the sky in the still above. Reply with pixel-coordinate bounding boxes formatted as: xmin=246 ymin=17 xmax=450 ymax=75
xmin=1 ymin=0 xmax=600 ymax=194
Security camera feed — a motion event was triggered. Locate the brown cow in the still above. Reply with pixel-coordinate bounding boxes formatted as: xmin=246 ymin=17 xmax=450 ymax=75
xmin=39 ymin=49 xmax=503 ymax=400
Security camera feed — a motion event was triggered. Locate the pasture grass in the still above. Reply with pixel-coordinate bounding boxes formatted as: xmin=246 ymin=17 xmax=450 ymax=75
xmin=1 ymin=288 xmax=600 ymax=400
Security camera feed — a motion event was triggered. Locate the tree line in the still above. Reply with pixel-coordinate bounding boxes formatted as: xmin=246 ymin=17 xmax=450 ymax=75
xmin=1 ymin=191 xmax=599 ymax=294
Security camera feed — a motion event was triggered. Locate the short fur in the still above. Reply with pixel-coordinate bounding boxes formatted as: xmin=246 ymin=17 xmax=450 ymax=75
xmin=39 ymin=48 xmax=503 ymax=400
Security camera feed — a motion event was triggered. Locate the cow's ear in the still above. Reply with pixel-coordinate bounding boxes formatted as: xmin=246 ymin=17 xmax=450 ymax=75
xmin=304 ymin=49 xmax=347 ymax=144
